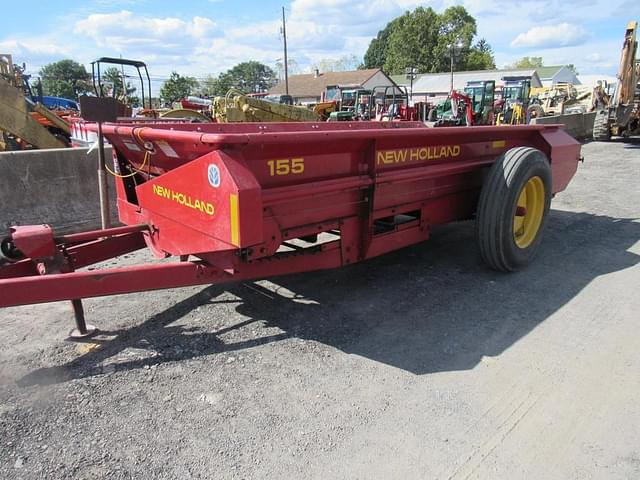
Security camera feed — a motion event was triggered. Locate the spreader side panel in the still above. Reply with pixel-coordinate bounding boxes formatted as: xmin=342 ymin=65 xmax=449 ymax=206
xmin=136 ymin=150 xmax=262 ymax=256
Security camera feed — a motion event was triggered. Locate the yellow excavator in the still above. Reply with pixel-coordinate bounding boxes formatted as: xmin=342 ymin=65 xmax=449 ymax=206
xmin=593 ymin=20 xmax=640 ymax=140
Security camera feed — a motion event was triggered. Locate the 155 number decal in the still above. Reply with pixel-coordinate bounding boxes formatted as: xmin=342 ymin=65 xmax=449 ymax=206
xmin=267 ymin=158 xmax=305 ymax=176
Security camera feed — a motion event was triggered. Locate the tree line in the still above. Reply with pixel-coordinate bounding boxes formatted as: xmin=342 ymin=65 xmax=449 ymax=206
xmin=35 ymin=59 xmax=279 ymax=105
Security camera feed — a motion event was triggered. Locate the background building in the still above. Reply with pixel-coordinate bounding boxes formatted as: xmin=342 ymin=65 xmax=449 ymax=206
xmin=268 ymin=68 xmax=400 ymax=105
xmin=391 ymin=69 xmax=543 ymax=103
xmin=536 ymin=66 xmax=580 ymax=87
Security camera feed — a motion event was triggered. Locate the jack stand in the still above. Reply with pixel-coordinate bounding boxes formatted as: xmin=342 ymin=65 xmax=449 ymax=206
xmin=68 ymin=299 xmax=97 ymax=339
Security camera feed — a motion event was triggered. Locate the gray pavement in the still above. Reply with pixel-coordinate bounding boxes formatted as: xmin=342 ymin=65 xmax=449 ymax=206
xmin=0 ymin=139 xmax=639 ymax=479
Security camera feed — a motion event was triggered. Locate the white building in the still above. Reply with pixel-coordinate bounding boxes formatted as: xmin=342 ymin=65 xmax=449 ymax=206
xmin=535 ymin=66 xmax=580 ymax=87
xmin=392 ymin=69 xmax=543 ymax=103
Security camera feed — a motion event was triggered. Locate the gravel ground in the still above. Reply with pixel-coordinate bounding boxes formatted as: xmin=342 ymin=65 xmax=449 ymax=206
xmin=1 ymin=139 xmax=639 ymax=479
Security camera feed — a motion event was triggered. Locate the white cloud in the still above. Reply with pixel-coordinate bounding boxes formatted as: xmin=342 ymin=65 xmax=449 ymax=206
xmin=0 ymin=39 xmax=68 ymax=57
xmin=74 ymin=10 xmax=216 ymax=42
xmin=511 ymin=23 xmax=589 ymax=48
xmin=187 ymin=17 xmax=216 ymax=39
xmin=2 ymin=0 xmax=626 ymax=83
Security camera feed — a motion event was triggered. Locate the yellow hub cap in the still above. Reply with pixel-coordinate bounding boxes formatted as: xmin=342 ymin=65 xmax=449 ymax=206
xmin=513 ymin=176 xmax=545 ymax=249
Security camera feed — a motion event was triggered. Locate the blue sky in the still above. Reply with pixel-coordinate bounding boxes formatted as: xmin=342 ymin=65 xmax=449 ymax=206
xmin=1 ymin=0 xmax=636 ymax=86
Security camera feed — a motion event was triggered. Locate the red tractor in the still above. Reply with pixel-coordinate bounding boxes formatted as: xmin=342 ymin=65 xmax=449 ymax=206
xmin=433 ymin=81 xmax=496 ymax=127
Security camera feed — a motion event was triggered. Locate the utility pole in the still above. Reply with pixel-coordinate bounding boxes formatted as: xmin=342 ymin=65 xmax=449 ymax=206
xmin=405 ymin=67 xmax=417 ymax=104
xmin=450 ymin=53 xmax=454 ymax=92
xmin=282 ymin=6 xmax=289 ymax=95
xmin=449 ymin=40 xmax=462 ymax=92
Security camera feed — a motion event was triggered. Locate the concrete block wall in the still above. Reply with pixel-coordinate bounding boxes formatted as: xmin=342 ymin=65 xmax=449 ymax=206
xmin=531 ymin=112 xmax=597 ymax=139
xmin=0 ymin=147 xmax=118 ymax=234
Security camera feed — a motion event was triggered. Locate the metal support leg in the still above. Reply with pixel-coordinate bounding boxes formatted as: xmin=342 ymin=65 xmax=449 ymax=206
xmin=97 ymin=122 xmax=111 ymax=230
xmin=68 ymin=299 xmax=97 ymax=339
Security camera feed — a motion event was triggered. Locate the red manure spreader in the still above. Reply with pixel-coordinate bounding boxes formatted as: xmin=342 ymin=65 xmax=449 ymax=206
xmin=0 ymin=120 xmax=580 ymax=337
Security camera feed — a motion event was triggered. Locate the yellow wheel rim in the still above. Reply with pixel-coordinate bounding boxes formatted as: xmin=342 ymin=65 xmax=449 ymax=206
xmin=513 ymin=176 xmax=545 ymax=249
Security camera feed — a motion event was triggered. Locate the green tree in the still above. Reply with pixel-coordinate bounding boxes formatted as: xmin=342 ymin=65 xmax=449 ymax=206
xmin=39 ymin=59 xmax=91 ymax=100
xmin=223 ymin=61 xmax=277 ymax=93
xmin=506 ymin=56 xmax=544 ymax=69
xmin=433 ymin=5 xmax=478 ymax=71
xmin=382 ymin=8 xmax=440 ymax=74
xmin=363 ymin=17 xmax=402 ymax=69
xmin=465 ymin=38 xmax=496 ymax=70
xmin=201 ymin=61 xmax=277 ymax=97
xmin=363 ymin=6 xmax=495 ymax=75
xmin=200 ymin=74 xmax=225 ymax=97
xmin=102 ymin=67 xmax=140 ymax=106
xmin=159 ymin=72 xmax=199 ymax=104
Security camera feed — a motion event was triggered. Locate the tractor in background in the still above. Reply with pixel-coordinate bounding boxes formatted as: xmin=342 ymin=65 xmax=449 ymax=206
xmin=91 ymin=57 xmax=211 ymax=122
xmin=433 ymin=91 xmax=474 ymax=126
xmin=325 ymin=84 xmax=415 ymax=122
xmin=327 ymin=87 xmax=373 ymax=121
xmin=91 ymin=57 xmax=152 ymax=117
xmin=432 ymin=80 xmax=495 ymax=127
xmin=495 ymin=76 xmax=532 ymax=125
xmin=370 ymin=85 xmax=416 ymax=121
xmin=463 ymin=80 xmax=496 ymax=125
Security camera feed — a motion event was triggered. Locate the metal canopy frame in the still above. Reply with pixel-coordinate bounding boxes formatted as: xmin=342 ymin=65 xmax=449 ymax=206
xmin=91 ymin=57 xmax=152 ymax=109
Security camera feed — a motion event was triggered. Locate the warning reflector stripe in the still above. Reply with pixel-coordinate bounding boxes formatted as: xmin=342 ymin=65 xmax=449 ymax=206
xmin=492 ymin=140 xmax=506 ymax=148
xmin=230 ymin=194 xmax=239 ymax=246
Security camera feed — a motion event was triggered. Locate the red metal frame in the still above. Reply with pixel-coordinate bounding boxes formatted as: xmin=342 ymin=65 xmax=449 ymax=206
xmin=0 ymin=121 xmax=581 ymax=316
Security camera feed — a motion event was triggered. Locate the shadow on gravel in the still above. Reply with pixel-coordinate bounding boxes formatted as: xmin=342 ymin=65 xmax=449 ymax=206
xmin=18 ymin=210 xmax=640 ymax=386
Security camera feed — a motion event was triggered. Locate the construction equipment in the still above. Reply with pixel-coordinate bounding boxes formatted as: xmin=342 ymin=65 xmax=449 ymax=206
xmin=0 ymin=56 xmax=70 ymax=150
xmin=496 ymin=76 xmax=532 ymax=125
xmin=371 ymin=85 xmax=416 ymax=121
xmin=326 ymin=85 xmax=416 ymax=122
xmin=179 ymin=96 xmax=213 ymax=113
xmin=91 ymin=57 xmax=214 ymax=124
xmin=322 ymin=84 xmax=369 ymax=121
xmin=433 ymin=90 xmax=474 ymax=126
xmin=328 ymin=88 xmax=373 ymax=121
xmin=0 ymin=113 xmax=581 ymax=337
xmin=529 ymin=83 xmax=575 ymax=117
xmin=212 ymin=89 xmax=321 ymax=122
xmin=528 ymin=83 xmax=595 ymax=117
xmin=262 ymin=94 xmax=294 ymax=105
xmin=463 ymin=80 xmax=496 ymax=125
xmin=91 ymin=57 xmax=152 ymax=113
xmin=593 ymin=21 xmax=640 ymax=140
xmin=432 ymin=81 xmax=495 ymax=127
xmin=312 ymin=101 xmax=337 ymax=120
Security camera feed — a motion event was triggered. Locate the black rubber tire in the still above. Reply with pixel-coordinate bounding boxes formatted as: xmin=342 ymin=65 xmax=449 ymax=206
xmin=592 ymin=110 xmax=611 ymax=141
xmin=476 ymin=147 xmax=552 ymax=272
xmin=527 ymin=104 xmax=544 ymax=119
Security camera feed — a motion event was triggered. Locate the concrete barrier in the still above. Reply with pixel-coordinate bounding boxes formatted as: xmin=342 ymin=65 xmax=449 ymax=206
xmin=531 ymin=111 xmax=597 ymax=140
xmin=0 ymin=147 xmax=118 ymax=234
